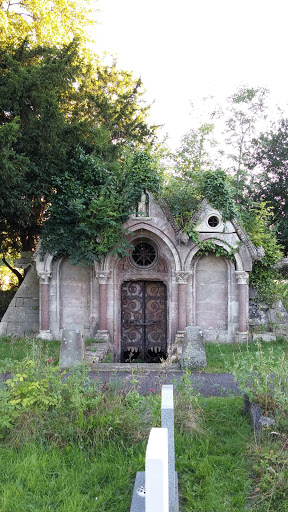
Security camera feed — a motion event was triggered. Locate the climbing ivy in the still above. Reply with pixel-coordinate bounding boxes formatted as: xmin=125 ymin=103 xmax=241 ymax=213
xmin=188 ymin=231 xmax=236 ymax=261
xmin=201 ymin=169 xmax=238 ymax=221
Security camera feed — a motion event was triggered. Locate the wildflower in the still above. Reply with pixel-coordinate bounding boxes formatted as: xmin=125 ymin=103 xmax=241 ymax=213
xmin=150 ymin=388 xmax=154 ymax=392
xmin=48 ymin=358 xmax=53 ymax=362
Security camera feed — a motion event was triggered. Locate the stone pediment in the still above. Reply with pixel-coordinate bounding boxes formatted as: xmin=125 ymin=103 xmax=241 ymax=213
xmin=188 ymin=199 xmax=264 ymax=261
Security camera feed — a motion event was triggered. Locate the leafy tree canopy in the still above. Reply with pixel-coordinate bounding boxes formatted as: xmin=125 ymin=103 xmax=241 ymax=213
xmin=248 ymin=118 xmax=288 ymax=254
xmin=0 ymin=0 xmax=95 ymax=47
xmin=0 ymin=40 xmax=159 ymax=261
xmin=41 ymin=149 xmax=161 ymax=264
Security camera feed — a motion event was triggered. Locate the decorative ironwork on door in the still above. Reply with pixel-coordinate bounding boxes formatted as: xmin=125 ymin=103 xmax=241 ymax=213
xmin=121 ymin=281 xmax=167 ymax=362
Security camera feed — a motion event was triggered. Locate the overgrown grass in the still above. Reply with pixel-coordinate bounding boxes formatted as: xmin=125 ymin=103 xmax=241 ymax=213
xmin=1 ymin=336 xmax=288 ymax=511
xmin=205 ymin=337 xmax=288 ymax=373
xmin=178 ymin=397 xmax=253 ymax=512
xmin=0 ymin=335 xmax=61 ymax=365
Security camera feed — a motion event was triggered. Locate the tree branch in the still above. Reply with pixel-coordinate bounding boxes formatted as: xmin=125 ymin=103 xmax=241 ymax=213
xmin=2 ymin=255 xmax=23 ymax=287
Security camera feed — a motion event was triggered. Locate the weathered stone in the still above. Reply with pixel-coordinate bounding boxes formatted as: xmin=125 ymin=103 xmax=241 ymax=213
xmin=252 ymin=333 xmax=277 ymax=342
xmin=244 ymin=395 xmax=276 ymax=432
xmin=0 ymin=267 xmax=39 ymax=336
xmin=59 ymin=328 xmax=84 ymax=368
xmin=181 ymin=326 xmax=207 ymax=369
xmin=85 ymin=342 xmax=109 ymax=363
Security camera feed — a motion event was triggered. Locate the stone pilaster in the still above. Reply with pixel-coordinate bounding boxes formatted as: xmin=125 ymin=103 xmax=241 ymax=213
xmin=37 ymin=271 xmax=52 ymax=340
xmin=95 ymin=271 xmax=110 ymax=342
xmin=175 ymin=272 xmax=191 ymax=332
xmin=235 ymin=270 xmax=249 ymax=341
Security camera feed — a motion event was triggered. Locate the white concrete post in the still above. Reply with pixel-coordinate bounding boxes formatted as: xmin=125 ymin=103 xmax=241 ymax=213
xmin=161 ymin=385 xmax=176 ymax=512
xmin=145 ymin=428 xmax=169 ymax=512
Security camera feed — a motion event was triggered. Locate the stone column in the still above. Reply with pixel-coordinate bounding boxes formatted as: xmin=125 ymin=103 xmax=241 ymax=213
xmin=38 ymin=271 xmax=52 ymax=340
xmin=236 ymin=271 xmax=249 ymax=341
xmin=95 ymin=271 xmax=110 ymax=343
xmin=175 ymin=272 xmax=190 ymax=331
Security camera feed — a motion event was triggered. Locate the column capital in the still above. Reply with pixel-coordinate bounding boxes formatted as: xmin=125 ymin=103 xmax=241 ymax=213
xmin=175 ymin=271 xmax=191 ymax=284
xmin=95 ymin=271 xmax=110 ymax=284
xmin=38 ymin=271 xmax=52 ymax=284
xmin=235 ymin=271 xmax=249 ymax=285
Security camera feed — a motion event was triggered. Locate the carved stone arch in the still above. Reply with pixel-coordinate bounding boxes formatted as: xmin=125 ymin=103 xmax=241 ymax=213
xmin=127 ymin=223 xmax=181 ymax=272
xmin=184 ymin=239 xmax=244 ymax=271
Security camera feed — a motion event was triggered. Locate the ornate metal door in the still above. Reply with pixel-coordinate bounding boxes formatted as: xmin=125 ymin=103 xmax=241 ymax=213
xmin=121 ymin=281 xmax=167 ymax=362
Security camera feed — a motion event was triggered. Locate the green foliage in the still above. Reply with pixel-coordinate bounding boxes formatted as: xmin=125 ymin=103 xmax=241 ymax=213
xmin=240 ymin=202 xmax=283 ymax=304
xmin=172 ymin=123 xmax=217 ymax=177
xmin=248 ymin=118 xmax=288 ymax=254
xmin=0 ymin=39 xmax=159 ymax=258
xmin=232 ymin=343 xmax=288 ymax=415
xmin=204 ymin=338 xmax=288 ymax=373
xmin=225 ymin=86 xmax=269 ymax=203
xmin=0 ymin=0 xmax=95 ymax=48
xmin=250 ymin=444 xmax=288 ymax=512
xmin=188 ymin=232 xmax=236 ymax=261
xmin=201 ymin=169 xmax=238 ymax=221
xmin=41 ymin=148 xmax=161 ymax=264
xmin=161 ymin=175 xmax=202 ymax=229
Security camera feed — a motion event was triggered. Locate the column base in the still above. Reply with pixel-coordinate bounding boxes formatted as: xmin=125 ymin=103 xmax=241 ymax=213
xmin=236 ymin=331 xmax=248 ymax=342
xmin=37 ymin=330 xmax=53 ymax=340
xmin=95 ymin=330 xmax=110 ymax=343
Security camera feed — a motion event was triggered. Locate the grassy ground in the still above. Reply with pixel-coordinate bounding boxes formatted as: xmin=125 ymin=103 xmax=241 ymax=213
xmin=0 ymin=336 xmax=61 ymax=365
xmin=0 ymin=335 xmax=288 ymax=511
xmin=205 ymin=336 xmax=288 ymax=373
xmin=1 ymin=334 xmax=287 ymax=373
xmin=0 ymin=397 xmax=253 ymax=512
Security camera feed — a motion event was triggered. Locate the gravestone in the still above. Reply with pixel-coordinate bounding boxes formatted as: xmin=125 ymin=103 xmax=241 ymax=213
xmin=161 ymin=385 xmax=177 ymax=512
xmin=181 ymin=325 xmax=207 ymax=369
xmin=130 ymin=385 xmax=179 ymax=512
xmin=146 ymin=428 xmax=169 ymax=512
xmin=59 ymin=328 xmax=84 ymax=368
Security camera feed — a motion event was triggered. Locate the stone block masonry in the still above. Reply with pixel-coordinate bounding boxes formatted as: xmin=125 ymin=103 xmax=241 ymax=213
xmin=0 ymin=267 xmax=39 ymax=336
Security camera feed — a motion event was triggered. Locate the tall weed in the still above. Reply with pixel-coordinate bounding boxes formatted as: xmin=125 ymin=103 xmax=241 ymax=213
xmin=232 ymin=343 xmax=288 ymax=415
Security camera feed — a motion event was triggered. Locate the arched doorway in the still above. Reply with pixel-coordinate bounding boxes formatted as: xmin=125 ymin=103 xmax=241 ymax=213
xmin=195 ymin=254 xmax=228 ymax=329
xmin=121 ymin=280 xmax=167 ymax=362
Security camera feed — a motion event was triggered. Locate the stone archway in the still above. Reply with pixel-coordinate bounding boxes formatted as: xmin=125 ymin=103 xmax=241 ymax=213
xmin=195 ymin=254 xmax=228 ymax=329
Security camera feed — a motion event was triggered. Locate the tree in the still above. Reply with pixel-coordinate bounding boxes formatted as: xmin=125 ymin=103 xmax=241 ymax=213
xmin=0 ymin=40 xmax=158 ymax=262
xmin=40 ymin=148 xmax=161 ymax=264
xmin=162 ymin=123 xmax=218 ymax=229
xmin=248 ymin=118 xmax=288 ymax=254
xmin=224 ymin=86 xmax=268 ymax=203
xmin=0 ymin=0 xmax=95 ymax=47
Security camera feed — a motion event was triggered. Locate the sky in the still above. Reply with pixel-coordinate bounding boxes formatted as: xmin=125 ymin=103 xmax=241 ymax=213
xmin=94 ymin=0 xmax=288 ymax=149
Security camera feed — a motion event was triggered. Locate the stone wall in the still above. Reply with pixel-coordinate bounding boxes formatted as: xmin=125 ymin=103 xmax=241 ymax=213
xmin=0 ymin=267 xmax=39 ymax=336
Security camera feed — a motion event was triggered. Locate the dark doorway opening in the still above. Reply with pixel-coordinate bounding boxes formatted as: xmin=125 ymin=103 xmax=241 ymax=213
xmin=121 ymin=280 xmax=167 ymax=363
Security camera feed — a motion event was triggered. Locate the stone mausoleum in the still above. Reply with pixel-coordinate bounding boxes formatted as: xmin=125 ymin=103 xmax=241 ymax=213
xmin=0 ymin=193 xmax=265 ymax=362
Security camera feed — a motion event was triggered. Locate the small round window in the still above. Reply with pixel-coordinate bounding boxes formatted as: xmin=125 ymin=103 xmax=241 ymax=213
xmin=131 ymin=241 xmax=156 ymax=268
xmin=207 ymin=215 xmax=220 ymax=228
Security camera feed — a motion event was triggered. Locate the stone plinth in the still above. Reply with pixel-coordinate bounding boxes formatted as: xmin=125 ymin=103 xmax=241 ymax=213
xmin=181 ymin=326 xmax=207 ymax=369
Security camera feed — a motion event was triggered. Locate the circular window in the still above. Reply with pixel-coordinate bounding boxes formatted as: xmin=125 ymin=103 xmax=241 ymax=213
xmin=131 ymin=241 xmax=157 ymax=268
xmin=207 ymin=215 xmax=220 ymax=228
